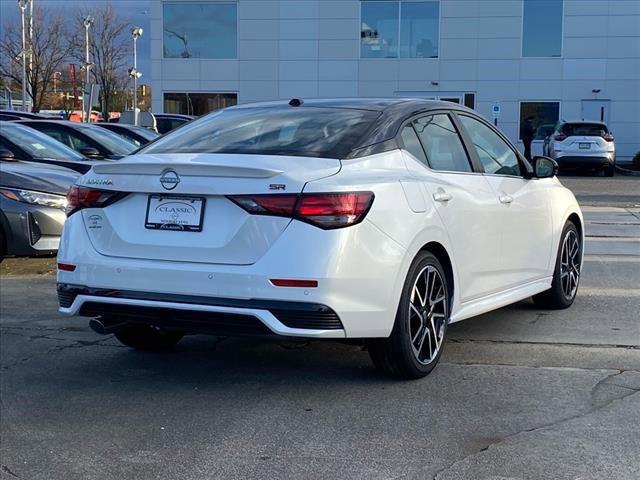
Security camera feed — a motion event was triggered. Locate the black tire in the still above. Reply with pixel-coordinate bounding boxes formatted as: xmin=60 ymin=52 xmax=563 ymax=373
xmin=0 ymin=228 xmax=6 ymax=263
xmin=604 ymin=166 xmax=615 ymax=177
xmin=533 ymin=222 xmax=581 ymax=309
xmin=114 ymin=324 xmax=183 ymax=351
xmin=368 ymin=252 xmax=450 ymax=379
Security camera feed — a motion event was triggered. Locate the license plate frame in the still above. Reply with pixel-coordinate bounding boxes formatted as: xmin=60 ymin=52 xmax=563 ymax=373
xmin=145 ymin=195 xmax=205 ymax=232
xmin=578 ymin=142 xmax=591 ymax=149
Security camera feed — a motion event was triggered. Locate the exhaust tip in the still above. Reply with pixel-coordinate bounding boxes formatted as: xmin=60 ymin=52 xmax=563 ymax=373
xmin=89 ymin=318 xmax=127 ymax=335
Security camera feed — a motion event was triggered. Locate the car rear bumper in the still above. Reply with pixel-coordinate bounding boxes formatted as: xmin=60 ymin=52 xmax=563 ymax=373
xmin=553 ymin=155 xmax=614 ymax=168
xmin=57 ymin=213 xmax=408 ymax=338
xmin=58 ymin=284 xmax=345 ymax=338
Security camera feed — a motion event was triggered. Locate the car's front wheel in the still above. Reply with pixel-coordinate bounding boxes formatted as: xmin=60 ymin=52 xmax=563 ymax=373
xmin=114 ymin=324 xmax=184 ymax=351
xmin=533 ymin=221 xmax=582 ymax=309
xmin=368 ymin=252 xmax=449 ymax=379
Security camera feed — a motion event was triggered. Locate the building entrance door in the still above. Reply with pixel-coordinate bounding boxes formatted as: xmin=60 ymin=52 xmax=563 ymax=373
xmin=581 ymin=100 xmax=610 ymax=124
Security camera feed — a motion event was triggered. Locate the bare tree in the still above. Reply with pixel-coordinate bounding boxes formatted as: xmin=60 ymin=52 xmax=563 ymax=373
xmin=0 ymin=6 xmax=74 ymax=112
xmin=74 ymin=5 xmax=132 ymax=120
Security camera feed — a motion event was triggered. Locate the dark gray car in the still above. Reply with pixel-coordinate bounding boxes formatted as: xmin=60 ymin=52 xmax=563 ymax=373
xmin=0 ymin=161 xmax=78 ymax=261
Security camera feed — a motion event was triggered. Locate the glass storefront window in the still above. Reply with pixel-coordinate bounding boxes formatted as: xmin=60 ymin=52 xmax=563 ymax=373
xmin=361 ymin=1 xmax=400 ymax=59
xmin=400 ymin=1 xmax=439 ymax=58
xmin=163 ymin=3 xmax=237 ymax=59
xmin=361 ymin=1 xmax=439 ymax=59
xmin=163 ymin=93 xmax=238 ymax=116
xmin=522 ymin=0 xmax=563 ymax=57
xmin=519 ymin=102 xmax=560 ymax=141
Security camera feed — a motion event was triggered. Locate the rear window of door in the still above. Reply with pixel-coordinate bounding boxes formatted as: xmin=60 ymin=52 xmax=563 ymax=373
xmin=458 ymin=115 xmax=521 ymax=177
xmin=399 ymin=125 xmax=428 ymax=165
xmin=412 ymin=114 xmax=472 ymax=173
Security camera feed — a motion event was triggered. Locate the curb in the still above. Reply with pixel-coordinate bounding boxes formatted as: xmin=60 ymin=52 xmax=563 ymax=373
xmin=615 ymin=164 xmax=640 ymax=177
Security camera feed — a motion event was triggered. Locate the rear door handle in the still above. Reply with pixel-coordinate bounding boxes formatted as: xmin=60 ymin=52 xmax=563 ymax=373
xmin=433 ymin=191 xmax=452 ymax=203
xmin=499 ymin=194 xmax=513 ymax=204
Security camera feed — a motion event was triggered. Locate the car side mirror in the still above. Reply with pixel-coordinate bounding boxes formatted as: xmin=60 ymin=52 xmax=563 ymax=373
xmin=0 ymin=147 xmax=16 ymax=160
xmin=533 ymin=156 xmax=558 ymax=178
xmin=79 ymin=147 xmax=102 ymax=159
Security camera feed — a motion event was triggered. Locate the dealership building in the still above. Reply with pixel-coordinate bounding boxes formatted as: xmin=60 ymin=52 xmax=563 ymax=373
xmin=149 ymin=0 xmax=640 ymax=159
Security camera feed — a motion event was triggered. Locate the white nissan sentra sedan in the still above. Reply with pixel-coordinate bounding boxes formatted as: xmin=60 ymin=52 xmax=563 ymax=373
xmin=57 ymin=99 xmax=583 ymax=378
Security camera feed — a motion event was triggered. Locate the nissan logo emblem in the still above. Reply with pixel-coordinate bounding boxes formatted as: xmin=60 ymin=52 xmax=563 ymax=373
xmin=160 ymin=170 xmax=180 ymax=190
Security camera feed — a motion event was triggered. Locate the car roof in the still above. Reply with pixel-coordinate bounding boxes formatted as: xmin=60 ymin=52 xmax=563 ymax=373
xmin=225 ymin=98 xmax=475 ymax=155
xmin=17 ymin=119 xmax=96 ymax=129
xmin=0 ymin=110 xmax=55 ymax=119
xmin=154 ymin=113 xmax=194 ymax=119
xmin=231 ymin=97 xmax=463 ymax=114
xmin=560 ymin=120 xmax=607 ymax=126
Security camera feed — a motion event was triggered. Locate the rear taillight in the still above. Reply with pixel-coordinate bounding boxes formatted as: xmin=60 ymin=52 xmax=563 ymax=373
xmin=602 ymin=133 xmax=614 ymax=142
xmin=296 ymin=192 xmax=374 ymax=229
xmin=227 ymin=194 xmax=298 ymax=216
xmin=227 ymin=192 xmax=374 ymax=229
xmin=553 ymin=133 xmax=567 ymax=141
xmin=66 ymin=185 xmax=124 ymax=216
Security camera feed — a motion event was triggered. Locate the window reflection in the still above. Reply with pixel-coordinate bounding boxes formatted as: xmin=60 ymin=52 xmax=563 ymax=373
xmin=400 ymin=1 xmax=439 ymax=58
xmin=164 ymin=93 xmax=238 ymax=116
xmin=361 ymin=1 xmax=439 ymax=59
xmin=163 ymin=3 xmax=237 ymax=59
xmin=522 ymin=0 xmax=563 ymax=57
xmin=361 ymin=1 xmax=399 ymax=58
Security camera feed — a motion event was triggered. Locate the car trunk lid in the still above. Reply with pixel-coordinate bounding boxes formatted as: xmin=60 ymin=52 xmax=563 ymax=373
xmin=80 ymin=153 xmax=341 ymax=265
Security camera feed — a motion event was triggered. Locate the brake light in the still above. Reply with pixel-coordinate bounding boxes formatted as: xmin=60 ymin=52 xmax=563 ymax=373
xmin=554 ymin=133 xmax=567 ymax=141
xmin=227 ymin=192 xmax=374 ymax=229
xmin=227 ymin=194 xmax=298 ymax=216
xmin=602 ymin=133 xmax=614 ymax=142
xmin=66 ymin=185 xmax=124 ymax=216
xmin=297 ymin=192 xmax=374 ymax=229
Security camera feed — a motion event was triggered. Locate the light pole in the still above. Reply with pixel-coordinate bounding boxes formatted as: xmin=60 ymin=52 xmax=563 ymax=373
xmin=53 ymin=71 xmax=62 ymax=93
xmin=129 ymin=27 xmax=143 ymax=126
xmin=82 ymin=15 xmax=94 ymax=122
xmin=29 ymin=0 xmax=33 ymax=97
xmin=18 ymin=0 xmax=28 ymax=112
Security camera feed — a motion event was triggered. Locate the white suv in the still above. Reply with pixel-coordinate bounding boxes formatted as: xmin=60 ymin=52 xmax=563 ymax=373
xmin=546 ymin=121 xmax=615 ymax=176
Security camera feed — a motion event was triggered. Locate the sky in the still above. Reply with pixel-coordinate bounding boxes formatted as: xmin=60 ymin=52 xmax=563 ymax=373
xmin=0 ymin=0 xmax=151 ymax=79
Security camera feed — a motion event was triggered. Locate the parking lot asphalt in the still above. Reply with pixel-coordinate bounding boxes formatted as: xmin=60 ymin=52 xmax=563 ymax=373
xmin=1 ymin=176 xmax=639 ymax=480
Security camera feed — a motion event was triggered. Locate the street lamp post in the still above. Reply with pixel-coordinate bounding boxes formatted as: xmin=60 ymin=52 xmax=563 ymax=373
xmin=29 ymin=0 xmax=33 ymax=96
xmin=18 ymin=0 xmax=28 ymax=112
xmin=82 ymin=15 xmax=94 ymax=122
xmin=130 ymin=27 xmax=143 ymax=126
xmin=53 ymin=71 xmax=62 ymax=93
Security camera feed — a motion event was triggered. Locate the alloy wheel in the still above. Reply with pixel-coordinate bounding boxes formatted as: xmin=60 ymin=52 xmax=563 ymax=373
xmin=560 ymin=229 xmax=581 ymax=299
xmin=408 ymin=265 xmax=448 ymax=365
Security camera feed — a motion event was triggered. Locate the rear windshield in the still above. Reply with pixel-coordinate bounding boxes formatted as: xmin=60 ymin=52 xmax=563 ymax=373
xmin=141 ymin=107 xmax=380 ymax=159
xmin=1 ymin=122 xmax=85 ymax=161
xmin=76 ymin=124 xmax=138 ymax=155
xmin=561 ymin=123 xmax=608 ymax=137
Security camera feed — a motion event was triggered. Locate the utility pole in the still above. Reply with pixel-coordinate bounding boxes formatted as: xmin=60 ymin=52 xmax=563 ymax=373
xmin=53 ymin=71 xmax=62 ymax=93
xmin=29 ymin=0 xmax=33 ymax=104
xmin=130 ymin=27 xmax=143 ymax=126
xmin=82 ymin=15 xmax=94 ymax=122
xmin=18 ymin=0 xmax=28 ymax=112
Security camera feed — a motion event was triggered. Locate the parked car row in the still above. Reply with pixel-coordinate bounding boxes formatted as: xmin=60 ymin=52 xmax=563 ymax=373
xmin=0 ymin=112 xmax=174 ymax=262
